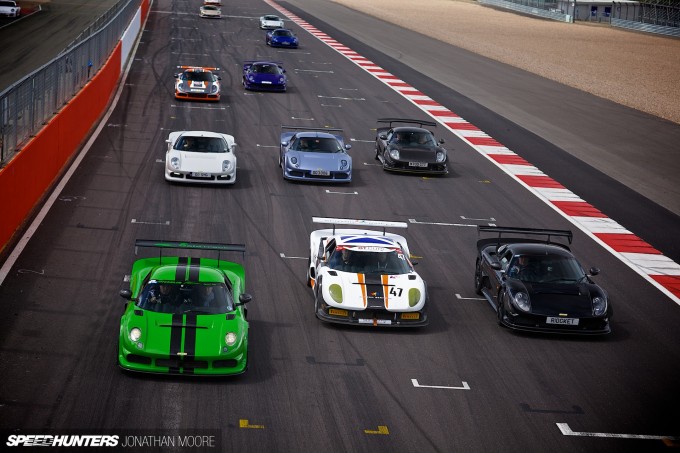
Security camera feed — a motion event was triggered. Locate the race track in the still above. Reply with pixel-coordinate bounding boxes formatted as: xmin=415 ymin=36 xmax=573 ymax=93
xmin=0 ymin=1 xmax=679 ymax=452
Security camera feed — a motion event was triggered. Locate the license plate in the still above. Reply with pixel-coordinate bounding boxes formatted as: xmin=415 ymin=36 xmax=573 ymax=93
xmin=401 ymin=313 xmax=420 ymax=320
xmin=358 ymin=319 xmax=391 ymax=325
xmin=311 ymin=169 xmax=330 ymax=176
xmin=408 ymin=162 xmax=428 ymax=167
xmin=191 ymin=172 xmax=211 ymax=178
xmin=546 ymin=317 xmax=579 ymax=326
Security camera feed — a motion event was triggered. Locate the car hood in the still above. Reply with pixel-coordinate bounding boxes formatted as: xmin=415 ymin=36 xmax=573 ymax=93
xmin=170 ymin=150 xmax=233 ymax=172
xmin=524 ymin=282 xmax=597 ymax=316
xmin=286 ymin=151 xmax=349 ymax=170
xmin=390 ymin=145 xmax=444 ymax=162
xmin=248 ymin=72 xmax=284 ymax=83
xmin=122 ymin=310 xmax=246 ymax=358
xmin=320 ymin=270 xmax=425 ymax=311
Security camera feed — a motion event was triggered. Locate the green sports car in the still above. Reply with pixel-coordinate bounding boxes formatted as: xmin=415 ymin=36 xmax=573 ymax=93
xmin=118 ymin=240 xmax=252 ymax=376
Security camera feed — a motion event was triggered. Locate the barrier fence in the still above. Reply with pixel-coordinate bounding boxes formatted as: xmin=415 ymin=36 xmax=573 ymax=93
xmin=0 ymin=0 xmax=140 ymax=166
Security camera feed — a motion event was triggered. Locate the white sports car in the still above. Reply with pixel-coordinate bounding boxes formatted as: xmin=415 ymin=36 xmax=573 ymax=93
xmin=200 ymin=5 xmax=221 ymax=18
xmin=307 ymin=218 xmax=428 ymax=327
xmin=259 ymin=14 xmax=284 ymax=29
xmin=165 ymin=131 xmax=237 ymax=184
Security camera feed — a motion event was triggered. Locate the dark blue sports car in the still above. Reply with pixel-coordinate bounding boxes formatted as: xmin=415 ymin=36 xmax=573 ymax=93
xmin=266 ymin=28 xmax=299 ymax=48
xmin=242 ymin=61 xmax=287 ymax=92
xmin=279 ymin=127 xmax=352 ymax=183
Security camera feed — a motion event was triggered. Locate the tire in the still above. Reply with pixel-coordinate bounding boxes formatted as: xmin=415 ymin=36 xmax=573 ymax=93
xmin=306 ymin=258 xmax=312 ymax=287
xmin=313 ymin=283 xmax=322 ymax=316
xmin=375 ymin=143 xmax=380 ymax=160
xmin=474 ymin=259 xmax=485 ymax=295
xmin=497 ymin=292 xmax=506 ymax=326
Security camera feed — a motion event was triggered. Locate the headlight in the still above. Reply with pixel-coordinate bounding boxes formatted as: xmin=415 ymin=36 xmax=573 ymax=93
xmin=211 ymin=85 xmax=218 ymax=94
xmin=389 ymin=148 xmax=400 ymax=160
xmin=278 ymin=77 xmax=285 ymax=84
xmin=512 ymin=291 xmax=531 ymax=312
xmin=436 ymin=151 xmax=446 ymax=162
xmin=222 ymin=160 xmax=232 ymax=172
xmin=592 ymin=296 xmax=607 ymax=316
xmin=225 ymin=332 xmax=237 ymax=346
xmin=340 ymin=159 xmax=348 ymax=170
xmin=129 ymin=328 xmax=142 ymax=342
xmin=177 ymin=83 xmax=186 ymax=93
xmin=248 ymin=76 xmax=255 ymax=82
xmin=408 ymin=288 xmax=421 ymax=307
xmin=329 ymin=284 xmax=343 ymax=303
xmin=290 ymin=156 xmax=298 ymax=166
xmin=170 ymin=157 xmax=180 ymax=170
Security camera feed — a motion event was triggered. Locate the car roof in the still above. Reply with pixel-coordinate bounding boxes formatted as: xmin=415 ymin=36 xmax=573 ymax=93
xmin=502 ymin=243 xmax=573 ymax=257
xmin=178 ymin=131 xmax=225 ymax=138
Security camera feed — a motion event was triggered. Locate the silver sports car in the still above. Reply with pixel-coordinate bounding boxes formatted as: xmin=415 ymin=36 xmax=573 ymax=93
xmin=279 ymin=127 xmax=352 ymax=183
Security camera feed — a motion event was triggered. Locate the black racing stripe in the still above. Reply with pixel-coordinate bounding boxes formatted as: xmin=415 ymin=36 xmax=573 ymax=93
xmin=363 ymin=274 xmax=385 ymax=309
xmin=168 ymin=313 xmax=183 ymax=374
xmin=188 ymin=258 xmax=200 ymax=282
xmin=176 ymin=257 xmax=189 ymax=282
xmin=182 ymin=313 xmax=198 ymax=375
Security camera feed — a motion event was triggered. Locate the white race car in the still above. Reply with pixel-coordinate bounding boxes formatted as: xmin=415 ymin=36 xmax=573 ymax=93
xmin=307 ymin=218 xmax=428 ymax=327
xmin=165 ymin=131 xmax=237 ymax=184
xmin=199 ymin=5 xmax=221 ymax=18
xmin=259 ymin=14 xmax=284 ymax=29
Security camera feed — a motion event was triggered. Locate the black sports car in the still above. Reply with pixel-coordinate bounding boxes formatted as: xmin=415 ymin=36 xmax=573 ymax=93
xmin=374 ymin=118 xmax=448 ymax=174
xmin=474 ymin=226 xmax=612 ymax=335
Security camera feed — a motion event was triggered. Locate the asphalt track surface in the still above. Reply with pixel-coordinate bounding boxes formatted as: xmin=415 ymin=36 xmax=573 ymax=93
xmin=0 ymin=1 xmax=679 ymax=452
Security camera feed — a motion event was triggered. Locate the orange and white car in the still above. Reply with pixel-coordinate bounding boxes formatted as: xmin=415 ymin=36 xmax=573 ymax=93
xmin=307 ymin=217 xmax=428 ymax=327
xmin=174 ymin=66 xmax=221 ymax=101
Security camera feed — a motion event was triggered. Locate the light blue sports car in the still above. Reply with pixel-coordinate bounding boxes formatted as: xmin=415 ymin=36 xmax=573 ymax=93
xmin=279 ymin=127 xmax=352 ymax=183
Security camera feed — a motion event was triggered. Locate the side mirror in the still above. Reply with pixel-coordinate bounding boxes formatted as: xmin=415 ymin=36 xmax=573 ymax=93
xmin=379 ymin=134 xmax=387 ymax=140
xmin=491 ymin=262 xmax=502 ymax=271
xmin=281 ymin=141 xmax=289 ymax=147
xmin=439 ymin=138 xmax=445 ymax=144
xmin=345 ymin=144 xmax=352 ymax=150
xmin=589 ymin=267 xmax=600 ymax=276
xmin=238 ymin=293 xmax=253 ymax=305
xmin=411 ymin=260 xmax=418 ymax=266
xmin=119 ymin=289 xmax=132 ymax=301
xmin=173 ymin=74 xmax=178 ymax=78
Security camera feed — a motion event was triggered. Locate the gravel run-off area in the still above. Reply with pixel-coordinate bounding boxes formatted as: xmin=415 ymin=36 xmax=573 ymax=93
xmin=333 ymin=0 xmax=680 ymax=125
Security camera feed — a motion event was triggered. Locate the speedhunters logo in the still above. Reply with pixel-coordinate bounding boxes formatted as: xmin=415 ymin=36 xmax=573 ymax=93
xmin=6 ymin=435 xmax=118 ymax=447
xmin=4 ymin=430 xmax=220 ymax=449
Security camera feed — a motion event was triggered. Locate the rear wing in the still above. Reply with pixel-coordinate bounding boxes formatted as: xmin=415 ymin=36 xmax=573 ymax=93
xmin=476 ymin=226 xmax=572 ymax=253
xmin=377 ymin=118 xmax=437 ymax=129
xmin=176 ymin=65 xmax=220 ymax=71
xmin=313 ymin=217 xmax=407 ymax=235
xmin=135 ymin=239 xmax=246 ymax=264
xmin=281 ymin=126 xmax=343 ymax=133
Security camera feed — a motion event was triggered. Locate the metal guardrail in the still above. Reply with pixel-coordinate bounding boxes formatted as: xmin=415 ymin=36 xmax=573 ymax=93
xmin=0 ymin=0 xmax=140 ymax=166
xmin=612 ymin=17 xmax=680 ymax=36
xmin=479 ymin=0 xmax=572 ymax=22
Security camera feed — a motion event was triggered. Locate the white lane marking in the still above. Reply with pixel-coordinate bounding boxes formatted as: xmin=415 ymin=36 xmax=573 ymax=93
xmin=17 ymin=269 xmax=45 ymax=275
xmin=409 ymin=218 xmax=478 ymax=228
xmin=156 ymin=159 xmax=165 ymax=163
xmin=557 ymin=423 xmax=680 ymax=441
xmin=317 ymin=95 xmax=365 ymax=101
xmin=411 ymin=379 xmax=470 ymax=390
xmin=256 ymin=144 xmax=278 ymax=148
xmin=350 ymin=138 xmax=374 ymax=143
xmin=326 ymin=190 xmax=358 ymax=195
xmin=363 ymin=162 xmax=381 ymax=166
xmin=339 ymin=88 xmax=358 ymax=91
xmin=171 ymin=52 xmax=210 ymax=56
xmin=131 ymin=219 xmax=170 ymax=225
xmin=291 ymin=117 xmax=314 ymax=121
xmin=279 ymin=253 xmax=306 ymax=260
xmin=455 ymin=294 xmax=485 ymax=301
xmin=295 ymin=69 xmax=334 ymax=73
xmin=123 ymin=274 xmax=131 ymax=282
xmin=461 ymin=216 xmax=496 ymax=222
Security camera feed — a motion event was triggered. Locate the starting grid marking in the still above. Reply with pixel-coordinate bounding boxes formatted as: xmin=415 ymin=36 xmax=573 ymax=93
xmin=263 ymin=0 xmax=680 ymax=306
